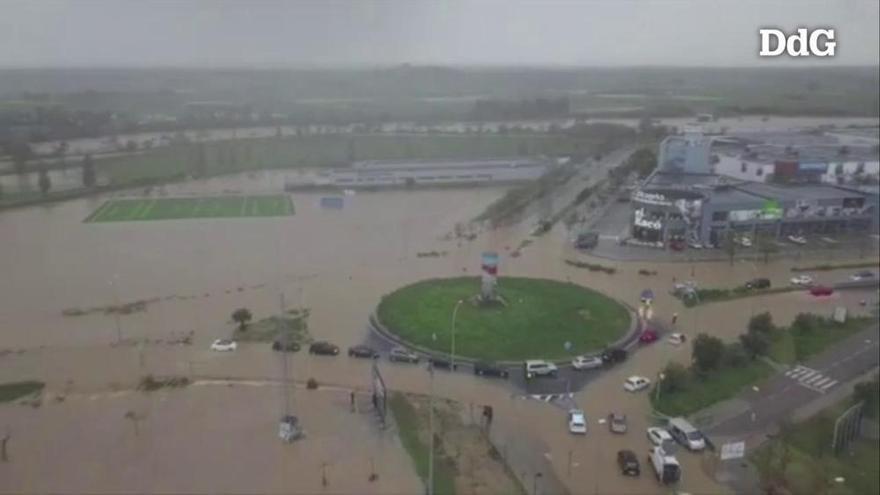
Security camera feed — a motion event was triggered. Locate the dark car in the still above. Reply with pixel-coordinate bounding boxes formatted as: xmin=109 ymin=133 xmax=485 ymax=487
xmin=575 ymin=232 xmax=599 ymax=250
xmin=745 ymin=278 xmax=771 ymax=290
xmin=473 ymin=362 xmax=510 ymax=378
xmin=388 ymin=347 xmax=419 ymax=363
xmin=429 ymin=357 xmax=458 ymax=370
xmin=309 ymin=341 xmax=340 ymax=356
xmin=601 ymin=348 xmax=628 ymax=365
xmin=272 ymin=340 xmax=301 ymax=352
xmin=348 ymin=344 xmax=378 ymax=359
xmin=617 ymin=449 xmax=640 ymax=476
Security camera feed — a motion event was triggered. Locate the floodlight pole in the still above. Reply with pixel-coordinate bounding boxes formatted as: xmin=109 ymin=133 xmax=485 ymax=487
xmin=451 ymin=299 xmax=464 ymax=370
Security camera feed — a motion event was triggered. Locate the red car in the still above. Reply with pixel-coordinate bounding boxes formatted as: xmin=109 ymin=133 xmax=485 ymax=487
xmin=809 ymin=286 xmax=834 ymax=297
xmin=639 ymin=329 xmax=659 ymax=343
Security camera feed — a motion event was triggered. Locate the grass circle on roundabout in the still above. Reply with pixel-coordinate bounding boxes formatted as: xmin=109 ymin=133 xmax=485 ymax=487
xmin=377 ymin=276 xmax=631 ymax=362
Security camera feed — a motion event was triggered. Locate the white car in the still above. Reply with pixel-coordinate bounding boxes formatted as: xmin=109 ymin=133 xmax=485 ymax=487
xmin=571 ymin=355 xmax=603 ymax=370
xmin=623 ymin=376 xmax=651 ymax=392
xmin=787 ymin=235 xmax=807 ymax=245
xmin=667 ymin=333 xmax=686 ymax=346
xmin=790 ymin=274 xmax=814 ymax=286
xmin=850 ymin=271 xmax=875 ymax=282
xmin=737 ymin=236 xmax=753 ymax=248
xmin=687 ymin=241 xmax=703 ymax=250
xmin=647 ymin=427 xmax=674 ymax=446
xmin=210 ymin=339 xmax=237 ymax=352
xmin=525 ymin=360 xmax=558 ymax=378
xmin=568 ymin=409 xmax=587 ymax=434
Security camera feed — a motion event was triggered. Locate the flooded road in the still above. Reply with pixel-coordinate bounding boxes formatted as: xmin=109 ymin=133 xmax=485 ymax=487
xmin=1 ymin=169 xmax=877 ymax=494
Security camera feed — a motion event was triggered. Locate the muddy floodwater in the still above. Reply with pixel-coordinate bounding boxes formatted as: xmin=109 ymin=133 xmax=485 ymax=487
xmin=1 ymin=168 xmax=877 ymax=495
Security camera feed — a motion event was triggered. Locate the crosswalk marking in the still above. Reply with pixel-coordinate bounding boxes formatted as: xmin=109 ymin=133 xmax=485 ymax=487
xmin=785 ymin=365 xmax=839 ymax=394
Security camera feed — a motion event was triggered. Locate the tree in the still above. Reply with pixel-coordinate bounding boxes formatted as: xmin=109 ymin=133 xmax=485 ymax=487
xmin=739 ymin=331 xmax=769 ymax=359
xmin=853 ymin=373 xmax=879 ymax=418
xmin=38 ymin=167 xmax=51 ymax=196
xmin=723 ymin=342 xmax=750 ymax=366
xmin=659 ymin=362 xmax=688 ymax=394
xmin=231 ymin=308 xmax=253 ymax=331
xmin=723 ymin=233 xmax=737 ymax=266
xmin=756 ymin=234 xmax=778 ymax=264
xmin=748 ymin=312 xmax=775 ymax=335
xmin=692 ymin=333 xmax=725 ymax=373
xmin=81 ymin=154 xmax=96 ymax=188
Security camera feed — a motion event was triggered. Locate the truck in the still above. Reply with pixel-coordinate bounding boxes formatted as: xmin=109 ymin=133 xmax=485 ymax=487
xmin=648 ymin=446 xmax=681 ymax=484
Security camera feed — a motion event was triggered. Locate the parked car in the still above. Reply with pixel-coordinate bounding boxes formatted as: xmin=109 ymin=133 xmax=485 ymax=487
xmin=575 ymin=232 xmax=599 ymax=250
xmin=601 ymin=348 xmax=628 ymax=365
xmin=687 ymin=241 xmax=703 ymax=250
xmin=810 ymin=285 xmax=834 ymax=296
xmin=737 ymin=236 xmax=753 ymax=248
xmin=309 ymin=341 xmax=340 ymax=355
xmin=525 ymin=360 xmax=558 ymax=379
xmin=648 ymin=446 xmax=681 ymax=484
xmin=608 ymin=412 xmax=628 ymax=434
xmin=388 ymin=347 xmax=419 ymax=363
xmin=790 ymin=274 xmax=814 ymax=286
xmin=272 ymin=340 xmax=300 ymax=352
xmin=669 ymin=239 xmax=685 ymax=251
xmin=617 ymin=449 xmax=640 ymax=476
xmin=473 ymin=362 xmax=509 ymax=378
xmin=787 ymin=235 xmax=807 ymax=245
xmin=572 ymin=355 xmax=603 ymax=370
xmin=647 ymin=427 xmax=674 ymax=447
xmin=745 ymin=278 xmax=771 ymax=290
xmin=429 ymin=357 xmax=457 ymax=370
xmin=210 ymin=339 xmax=237 ymax=352
xmin=850 ymin=270 xmax=875 ymax=281
xmin=624 ymin=376 xmax=651 ymax=392
xmin=667 ymin=417 xmax=706 ymax=451
xmin=347 ymin=344 xmax=378 ymax=358
xmin=667 ymin=333 xmax=686 ymax=346
xmin=568 ymin=409 xmax=587 ymax=434
xmin=639 ymin=329 xmax=659 ymax=344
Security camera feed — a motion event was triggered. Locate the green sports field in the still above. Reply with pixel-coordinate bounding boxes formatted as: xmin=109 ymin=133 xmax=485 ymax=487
xmin=85 ymin=194 xmax=294 ymax=222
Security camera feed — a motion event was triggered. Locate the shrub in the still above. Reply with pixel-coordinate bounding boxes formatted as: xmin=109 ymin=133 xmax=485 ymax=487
xmin=740 ymin=331 xmax=769 ymax=359
xmin=659 ymin=362 xmax=689 ymax=394
xmin=692 ymin=334 xmax=725 ymax=374
xmin=748 ymin=312 xmax=776 ymax=335
xmin=723 ymin=342 xmax=750 ymax=367
xmin=306 ymin=378 xmax=319 ymax=390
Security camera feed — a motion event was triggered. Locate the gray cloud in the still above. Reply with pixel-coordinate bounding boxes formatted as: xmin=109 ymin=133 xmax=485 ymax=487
xmin=0 ymin=0 xmax=876 ymax=67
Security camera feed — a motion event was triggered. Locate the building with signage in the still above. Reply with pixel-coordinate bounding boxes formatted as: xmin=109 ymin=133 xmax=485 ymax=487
xmin=630 ymin=169 xmax=878 ymax=248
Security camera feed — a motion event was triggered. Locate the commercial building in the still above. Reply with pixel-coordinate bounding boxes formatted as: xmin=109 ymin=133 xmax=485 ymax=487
xmin=630 ymin=131 xmax=879 ymax=248
xmin=314 ymin=158 xmax=551 ymax=188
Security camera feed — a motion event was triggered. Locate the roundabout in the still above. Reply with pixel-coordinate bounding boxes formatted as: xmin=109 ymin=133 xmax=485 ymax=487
xmin=376 ymin=276 xmax=632 ymax=362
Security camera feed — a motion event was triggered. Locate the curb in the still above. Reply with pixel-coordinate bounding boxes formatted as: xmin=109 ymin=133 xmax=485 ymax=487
xmin=368 ymin=293 xmax=642 ymax=368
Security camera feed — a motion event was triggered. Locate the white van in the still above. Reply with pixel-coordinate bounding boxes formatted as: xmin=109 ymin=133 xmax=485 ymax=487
xmin=648 ymin=446 xmax=681 ymax=484
xmin=524 ymin=360 xmax=558 ymax=379
xmin=667 ymin=417 xmax=706 ymax=451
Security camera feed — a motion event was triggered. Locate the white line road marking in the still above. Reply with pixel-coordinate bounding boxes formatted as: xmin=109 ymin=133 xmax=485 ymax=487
xmin=804 ymin=375 xmax=825 ymax=385
xmin=820 ymin=380 xmax=838 ymax=390
xmin=813 ymin=377 xmax=831 ymax=388
xmin=799 ymin=370 xmax=818 ymax=381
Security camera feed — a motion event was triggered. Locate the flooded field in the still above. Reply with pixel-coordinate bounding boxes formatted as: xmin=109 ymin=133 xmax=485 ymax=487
xmin=1 ymin=169 xmax=877 ymax=494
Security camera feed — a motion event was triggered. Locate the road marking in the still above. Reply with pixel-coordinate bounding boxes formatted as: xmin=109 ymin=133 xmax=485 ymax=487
xmin=820 ymin=380 xmax=838 ymax=390
xmin=812 ymin=377 xmax=831 ymax=388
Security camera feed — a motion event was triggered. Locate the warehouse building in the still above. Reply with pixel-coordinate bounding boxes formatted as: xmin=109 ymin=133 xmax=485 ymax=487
xmin=315 ymin=158 xmax=552 ymax=188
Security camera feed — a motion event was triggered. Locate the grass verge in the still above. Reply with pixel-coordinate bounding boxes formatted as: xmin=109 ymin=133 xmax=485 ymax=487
xmin=651 ymin=361 xmax=773 ymax=417
xmin=766 ymin=316 xmax=874 ymax=365
xmin=680 ymin=286 xmax=799 ymax=307
xmin=751 ymin=401 xmax=879 ymax=495
xmin=389 ymin=393 xmax=457 ymax=495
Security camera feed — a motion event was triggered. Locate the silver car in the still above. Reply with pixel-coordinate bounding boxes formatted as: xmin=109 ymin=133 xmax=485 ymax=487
xmin=608 ymin=412 xmax=627 ymax=434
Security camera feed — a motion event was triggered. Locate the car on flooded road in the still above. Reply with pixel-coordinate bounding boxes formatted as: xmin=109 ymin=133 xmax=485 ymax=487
xmin=428 ymin=357 xmax=457 ymax=370
xmin=608 ymin=412 xmax=628 ymax=434
xmin=639 ymin=328 xmax=659 ymax=344
xmin=388 ymin=347 xmax=419 ymax=363
xmin=601 ymin=348 xmax=628 ymax=365
xmin=568 ymin=409 xmax=587 ymax=434
xmin=272 ymin=340 xmax=300 ymax=352
xmin=473 ymin=362 xmax=509 ymax=378
xmin=667 ymin=333 xmax=686 ymax=345
xmin=810 ymin=285 xmax=834 ymax=297
xmin=617 ymin=449 xmax=640 ymax=476
xmin=309 ymin=341 xmax=340 ymax=355
xmin=571 ymin=355 xmax=603 ymax=370
xmin=850 ymin=270 xmax=875 ymax=281
xmin=210 ymin=339 xmax=237 ymax=352
xmin=647 ymin=427 xmax=674 ymax=446
xmin=624 ymin=376 xmax=651 ymax=392
xmin=790 ymin=274 xmax=814 ymax=286
xmin=525 ymin=360 xmax=558 ymax=379
xmin=347 ymin=344 xmax=378 ymax=358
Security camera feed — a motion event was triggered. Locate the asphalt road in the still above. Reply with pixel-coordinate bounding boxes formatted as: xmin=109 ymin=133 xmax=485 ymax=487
xmin=705 ymin=325 xmax=880 ymax=440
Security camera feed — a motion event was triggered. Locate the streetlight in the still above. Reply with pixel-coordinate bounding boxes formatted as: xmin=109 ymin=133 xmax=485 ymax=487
xmin=533 ymin=472 xmax=543 ymax=495
xmin=655 ymin=372 xmax=665 ymax=402
xmin=451 ymin=299 xmax=464 ymax=370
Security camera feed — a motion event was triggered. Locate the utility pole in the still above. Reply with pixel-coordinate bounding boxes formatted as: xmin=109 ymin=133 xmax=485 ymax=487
xmin=280 ymin=291 xmax=291 ymax=417
xmin=451 ymin=299 xmax=464 ymax=370
xmin=427 ymin=359 xmax=435 ymax=495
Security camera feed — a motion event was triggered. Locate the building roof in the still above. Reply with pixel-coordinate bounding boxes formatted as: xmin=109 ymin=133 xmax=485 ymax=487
xmin=734 ymin=182 xmax=864 ymax=202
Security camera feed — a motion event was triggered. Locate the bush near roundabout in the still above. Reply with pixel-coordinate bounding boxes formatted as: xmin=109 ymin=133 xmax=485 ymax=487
xmin=377 ymin=276 xmax=631 ymax=362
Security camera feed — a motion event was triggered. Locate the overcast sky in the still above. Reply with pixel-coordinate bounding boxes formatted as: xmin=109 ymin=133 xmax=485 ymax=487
xmin=1 ymin=0 xmax=877 ymax=68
